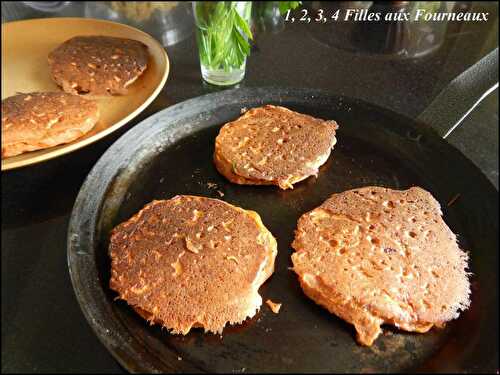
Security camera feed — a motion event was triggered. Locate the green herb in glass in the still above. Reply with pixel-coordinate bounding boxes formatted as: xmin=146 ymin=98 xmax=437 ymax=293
xmin=193 ymin=1 xmax=253 ymax=85
xmin=193 ymin=1 xmax=301 ymax=85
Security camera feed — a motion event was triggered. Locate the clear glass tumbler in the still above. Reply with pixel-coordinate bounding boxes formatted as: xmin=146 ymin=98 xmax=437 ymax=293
xmin=193 ymin=1 xmax=252 ymax=86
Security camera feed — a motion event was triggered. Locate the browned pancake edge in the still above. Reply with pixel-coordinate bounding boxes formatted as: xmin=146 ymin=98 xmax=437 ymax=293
xmin=109 ymin=195 xmax=277 ymax=334
xmin=214 ymin=105 xmax=338 ymax=190
xmin=291 ymin=186 xmax=470 ymax=346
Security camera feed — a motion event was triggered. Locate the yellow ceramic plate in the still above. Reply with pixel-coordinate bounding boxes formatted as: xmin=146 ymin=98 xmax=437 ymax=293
xmin=1 ymin=17 xmax=169 ymax=171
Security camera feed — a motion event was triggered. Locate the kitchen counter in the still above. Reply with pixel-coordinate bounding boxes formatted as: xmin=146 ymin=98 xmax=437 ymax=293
xmin=2 ymin=2 xmax=498 ymax=372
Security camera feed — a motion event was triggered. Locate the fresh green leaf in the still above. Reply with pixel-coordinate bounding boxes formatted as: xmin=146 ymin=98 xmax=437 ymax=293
xmin=233 ymin=27 xmax=250 ymax=56
xmin=234 ymin=7 xmax=253 ymax=40
xmin=278 ymin=1 xmax=301 ymax=15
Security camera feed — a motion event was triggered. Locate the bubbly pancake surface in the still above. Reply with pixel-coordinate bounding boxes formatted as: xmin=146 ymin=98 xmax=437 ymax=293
xmin=214 ymin=105 xmax=338 ymax=189
xmin=109 ymin=195 xmax=277 ymax=334
xmin=291 ymin=186 xmax=470 ymax=346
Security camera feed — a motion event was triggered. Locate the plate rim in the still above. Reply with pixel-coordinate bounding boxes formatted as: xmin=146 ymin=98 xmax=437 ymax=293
xmin=1 ymin=17 xmax=170 ymax=171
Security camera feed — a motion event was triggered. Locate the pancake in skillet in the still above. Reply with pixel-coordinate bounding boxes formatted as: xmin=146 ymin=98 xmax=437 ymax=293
xmin=109 ymin=195 xmax=277 ymax=334
xmin=291 ymin=186 xmax=470 ymax=346
xmin=214 ymin=105 xmax=339 ymax=190
xmin=1 ymin=92 xmax=99 ymax=158
xmin=48 ymin=35 xmax=148 ymax=96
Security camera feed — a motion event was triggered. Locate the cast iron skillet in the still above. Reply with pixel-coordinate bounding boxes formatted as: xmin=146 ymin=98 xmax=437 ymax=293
xmin=68 ymin=50 xmax=499 ymax=372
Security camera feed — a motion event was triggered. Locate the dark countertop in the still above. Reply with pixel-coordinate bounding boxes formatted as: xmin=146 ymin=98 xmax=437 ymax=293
xmin=2 ymin=2 xmax=498 ymax=373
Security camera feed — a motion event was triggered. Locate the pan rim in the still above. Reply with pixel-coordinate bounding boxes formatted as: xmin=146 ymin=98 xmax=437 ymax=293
xmin=67 ymin=86 xmax=498 ymax=373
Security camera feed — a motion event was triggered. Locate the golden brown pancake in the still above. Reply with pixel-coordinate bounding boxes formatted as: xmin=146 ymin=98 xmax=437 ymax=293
xmin=109 ymin=195 xmax=277 ymax=334
xmin=214 ymin=105 xmax=338 ymax=190
xmin=291 ymin=186 xmax=470 ymax=346
xmin=1 ymin=92 xmax=99 ymax=158
xmin=48 ymin=35 xmax=148 ymax=96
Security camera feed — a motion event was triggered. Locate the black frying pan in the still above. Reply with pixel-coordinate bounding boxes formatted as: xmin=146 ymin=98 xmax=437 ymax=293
xmin=67 ymin=49 xmax=499 ymax=373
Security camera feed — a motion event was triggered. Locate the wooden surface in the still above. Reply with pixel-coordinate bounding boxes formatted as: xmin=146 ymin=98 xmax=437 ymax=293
xmin=1 ymin=17 xmax=169 ymax=170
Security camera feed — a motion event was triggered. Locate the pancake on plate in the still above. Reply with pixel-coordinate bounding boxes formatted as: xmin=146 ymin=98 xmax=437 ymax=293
xmin=48 ymin=35 xmax=148 ymax=96
xmin=1 ymin=92 xmax=99 ymax=158
xmin=291 ymin=186 xmax=470 ymax=346
xmin=109 ymin=195 xmax=277 ymax=334
xmin=214 ymin=105 xmax=339 ymax=190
